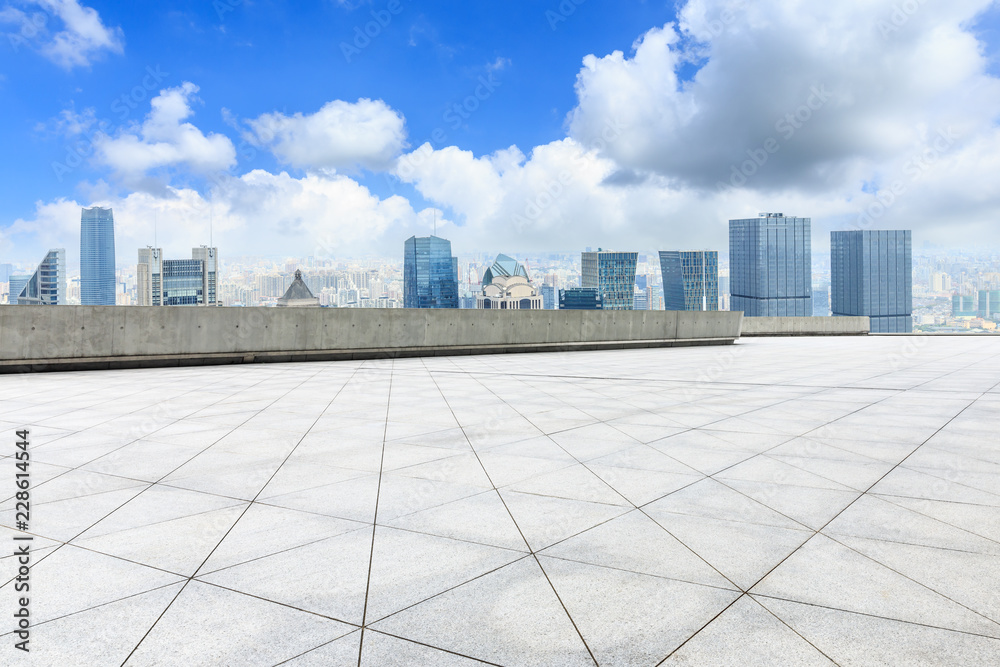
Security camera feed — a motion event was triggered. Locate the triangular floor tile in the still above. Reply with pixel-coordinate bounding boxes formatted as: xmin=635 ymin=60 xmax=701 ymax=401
xmin=383 ymin=490 xmax=528 ymax=551
xmin=752 ymin=534 xmax=1000 ymax=637
xmin=721 ymin=479 xmax=861 ymax=530
xmin=365 ymin=526 xmax=525 ymax=622
xmin=198 ymin=526 xmax=373 ymax=625
xmin=662 ymin=595 xmax=836 ymax=666
xmin=540 ymin=510 xmax=734 ymax=589
xmin=540 ymin=555 xmax=740 ymax=665
xmin=371 ymin=558 xmax=592 ymax=666
xmin=361 ymin=630 xmax=494 ymax=666
xmin=124 ymin=581 xmax=356 ymax=666
xmin=646 ymin=511 xmax=811 ymax=591
xmin=498 ymin=489 xmax=632 ymax=551
xmin=757 ymin=596 xmax=1000 ymax=667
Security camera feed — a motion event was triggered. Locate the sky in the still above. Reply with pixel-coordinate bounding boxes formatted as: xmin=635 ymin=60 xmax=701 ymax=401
xmin=1 ymin=0 xmax=999 ymax=266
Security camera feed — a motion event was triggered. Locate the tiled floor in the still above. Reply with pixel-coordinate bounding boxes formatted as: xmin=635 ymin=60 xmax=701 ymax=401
xmin=2 ymin=335 xmax=999 ymax=666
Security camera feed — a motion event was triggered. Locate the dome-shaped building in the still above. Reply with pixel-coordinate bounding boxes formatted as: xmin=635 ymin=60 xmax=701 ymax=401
xmin=476 ymin=254 xmax=544 ymax=310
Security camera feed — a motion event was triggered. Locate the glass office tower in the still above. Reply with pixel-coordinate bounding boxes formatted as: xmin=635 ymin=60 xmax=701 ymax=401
xmin=162 ymin=259 xmax=206 ymax=305
xmin=80 ymin=206 xmax=116 ymax=305
xmin=13 ymin=249 xmax=66 ymax=305
xmin=831 ymin=230 xmax=912 ymax=333
xmin=659 ymin=250 xmax=719 ymax=311
xmin=978 ymin=290 xmax=1000 ymax=319
xmin=403 ymin=236 xmax=459 ymax=309
xmin=191 ymin=246 xmax=219 ymax=306
xmin=559 ymin=288 xmax=603 ymax=310
xmin=729 ymin=213 xmax=812 ymax=316
xmin=581 ymin=250 xmax=638 ymax=310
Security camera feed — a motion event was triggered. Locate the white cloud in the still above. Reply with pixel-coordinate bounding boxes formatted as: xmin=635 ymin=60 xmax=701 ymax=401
xmin=567 ymin=0 xmax=1000 ymax=193
xmin=0 ymin=0 xmax=124 ymax=68
xmin=92 ymin=82 xmax=237 ymax=186
xmin=245 ymin=98 xmax=407 ymax=172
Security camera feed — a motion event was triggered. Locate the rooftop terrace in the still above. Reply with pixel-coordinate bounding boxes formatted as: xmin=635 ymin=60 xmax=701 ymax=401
xmin=2 ymin=335 xmax=999 ymax=665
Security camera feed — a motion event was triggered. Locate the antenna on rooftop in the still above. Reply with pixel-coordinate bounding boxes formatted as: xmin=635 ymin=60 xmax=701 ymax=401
xmin=210 ymin=201 xmax=214 ymax=249
xmin=433 ymin=209 xmax=437 ymax=236
xmin=154 ymin=211 xmax=158 ymax=248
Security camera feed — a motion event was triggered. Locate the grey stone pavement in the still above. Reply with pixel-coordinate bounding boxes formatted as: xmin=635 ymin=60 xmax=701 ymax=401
xmin=1 ymin=335 xmax=999 ymax=666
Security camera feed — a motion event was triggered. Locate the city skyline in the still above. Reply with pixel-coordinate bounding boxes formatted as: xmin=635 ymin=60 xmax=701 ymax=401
xmin=2 ymin=2 xmax=1000 ymax=262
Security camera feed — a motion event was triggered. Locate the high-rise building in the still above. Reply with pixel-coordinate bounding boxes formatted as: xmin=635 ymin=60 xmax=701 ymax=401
xmin=0 ymin=263 xmax=12 ymax=283
xmin=541 ymin=284 xmax=556 ymax=310
xmin=476 ymin=254 xmax=543 ymax=310
xmin=80 ymin=206 xmax=116 ymax=305
xmin=559 ymin=288 xmax=603 ymax=310
xmin=403 ymin=236 xmax=459 ymax=309
xmin=931 ymin=272 xmax=952 ymax=292
xmin=953 ymin=295 xmax=976 ymax=317
xmin=831 ymin=230 xmax=912 ymax=333
xmin=730 ymin=213 xmax=812 ymax=316
xmin=977 ymin=290 xmax=1000 ymax=319
xmin=138 ymin=246 xmax=219 ymax=306
xmin=13 ymin=249 xmax=66 ymax=306
xmin=192 ymin=246 xmax=220 ymax=306
xmin=581 ymin=250 xmax=638 ymax=310
xmin=137 ymin=247 xmax=163 ymax=306
xmin=8 ymin=275 xmax=30 ymax=305
xmin=659 ymin=250 xmax=719 ymax=311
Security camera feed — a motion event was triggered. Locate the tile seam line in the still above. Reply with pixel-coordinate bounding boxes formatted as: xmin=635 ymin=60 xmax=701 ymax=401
xmin=117 ymin=363 xmax=359 ymax=667
xmin=420 ymin=357 xmax=600 ymax=665
xmin=357 ymin=359 xmax=395 ymax=667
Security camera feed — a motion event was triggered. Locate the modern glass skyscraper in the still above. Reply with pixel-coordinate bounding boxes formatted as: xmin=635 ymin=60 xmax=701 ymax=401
xmin=978 ymin=290 xmax=1000 ymax=319
xmin=191 ymin=246 xmax=219 ymax=306
xmin=831 ymin=230 xmax=912 ymax=333
xmin=13 ymin=249 xmax=66 ymax=305
xmin=659 ymin=250 xmax=719 ymax=311
xmin=80 ymin=206 xmax=116 ymax=305
xmin=581 ymin=250 xmax=638 ymax=310
xmin=403 ymin=236 xmax=459 ymax=309
xmin=730 ymin=213 xmax=812 ymax=316
xmin=8 ymin=275 xmax=30 ymax=305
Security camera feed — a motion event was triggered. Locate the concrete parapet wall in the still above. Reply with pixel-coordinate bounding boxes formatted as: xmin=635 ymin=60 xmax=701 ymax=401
xmin=740 ymin=316 xmax=870 ymax=336
xmin=0 ymin=306 xmax=743 ymax=373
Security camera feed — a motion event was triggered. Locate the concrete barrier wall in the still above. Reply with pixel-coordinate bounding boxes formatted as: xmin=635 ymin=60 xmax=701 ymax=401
xmin=0 ymin=306 xmax=743 ymax=372
xmin=740 ymin=316 xmax=870 ymax=336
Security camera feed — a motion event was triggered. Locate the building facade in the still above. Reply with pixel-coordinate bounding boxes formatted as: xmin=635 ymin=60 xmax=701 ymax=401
xmin=978 ymin=290 xmax=1000 ymax=319
xmin=403 ymin=236 xmax=459 ymax=309
xmin=138 ymin=247 xmax=220 ymax=306
xmin=581 ymin=250 xmax=638 ymax=310
xmin=659 ymin=250 xmax=719 ymax=311
xmin=953 ymin=295 xmax=976 ymax=317
xmin=730 ymin=213 xmax=812 ymax=316
xmin=80 ymin=206 xmax=116 ymax=305
xmin=7 ymin=275 xmax=30 ymax=305
xmin=541 ymin=284 xmax=556 ymax=310
xmin=476 ymin=254 xmax=543 ymax=310
xmin=831 ymin=230 xmax=912 ymax=333
xmin=12 ymin=249 xmax=66 ymax=305
xmin=559 ymin=288 xmax=603 ymax=310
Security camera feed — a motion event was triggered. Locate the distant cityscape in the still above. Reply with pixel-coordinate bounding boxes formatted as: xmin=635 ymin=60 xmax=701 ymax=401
xmin=2 ymin=207 xmax=999 ymax=334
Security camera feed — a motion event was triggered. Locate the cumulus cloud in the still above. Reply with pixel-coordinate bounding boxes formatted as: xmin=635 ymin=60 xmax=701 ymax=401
xmin=1 ymin=0 xmax=124 ymax=68
xmin=245 ymin=98 xmax=407 ymax=171
xmin=568 ymin=0 xmax=1000 ymax=193
xmin=91 ymin=82 xmax=237 ymax=186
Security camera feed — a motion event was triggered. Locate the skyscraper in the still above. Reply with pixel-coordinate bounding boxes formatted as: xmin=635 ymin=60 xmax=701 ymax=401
xmin=80 ymin=206 xmax=116 ymax=305
xmin=12 ymin=249 xmax=66 ymax=305
xmin=192 ymin=246 xmax=220 ymax=306
xmin=8 ymin=275 xmax=30 ymax=305
xmin=403 ymin=236 xmax=459 ymax=309
xmin=581 ymin=250 xmax=638 ymax=310
xmin=659 ymin=250 xmax=719 ymax=311
xmin=730 ymin=213 xmax=812 ymax=316
xmin=978 ymin=290 xmax=1000 ymax=319
xmin=831 ymin=230 xmax=912 ymax=333
xmin=137 ymin=247 xmax=163 ymax=306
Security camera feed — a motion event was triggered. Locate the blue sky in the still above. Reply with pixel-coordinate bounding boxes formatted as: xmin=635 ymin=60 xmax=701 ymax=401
xmin=2 ymin=0 xmax=1000 ymax=263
